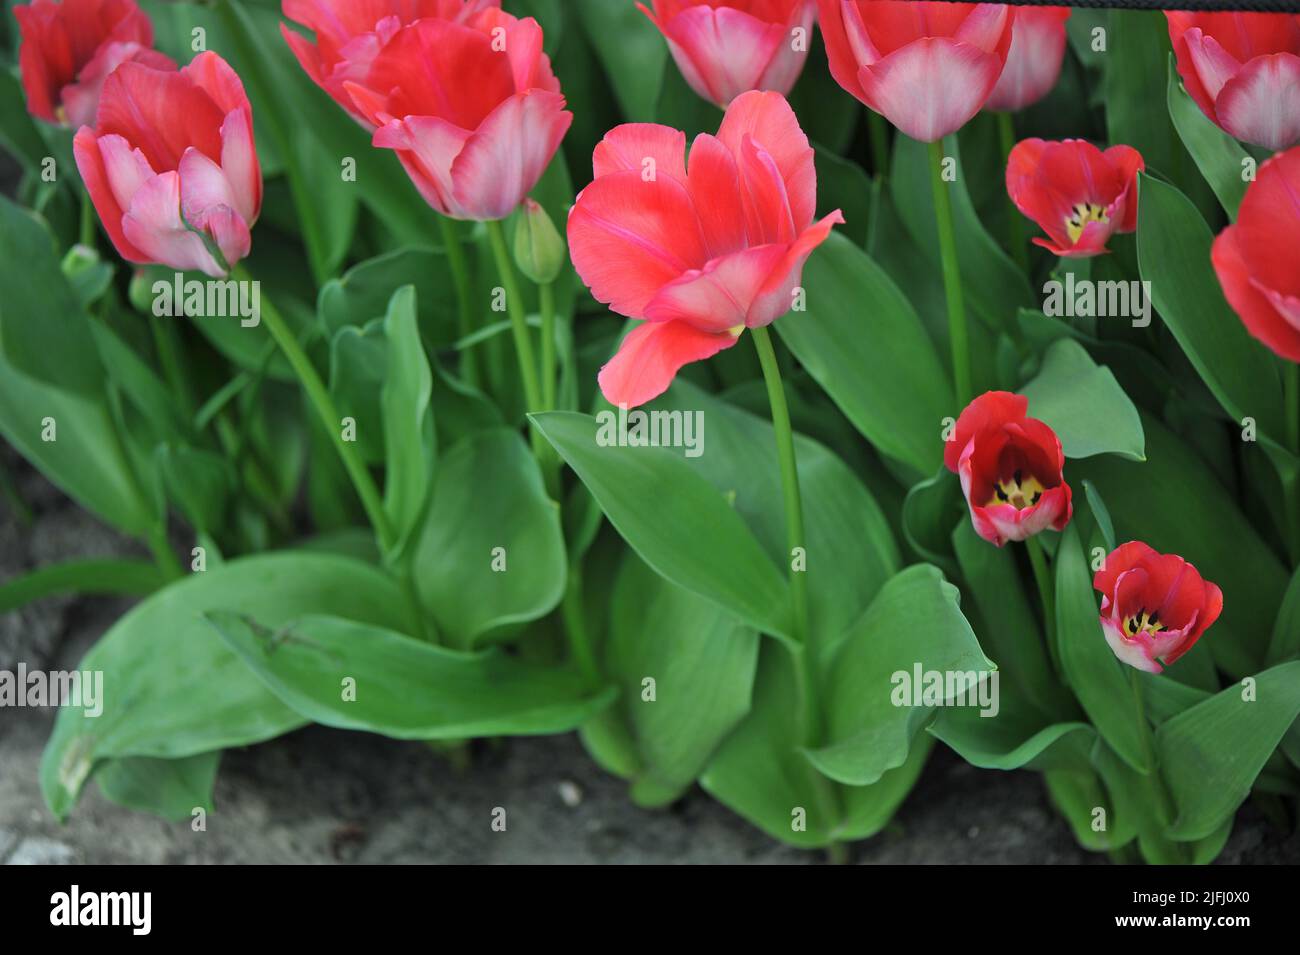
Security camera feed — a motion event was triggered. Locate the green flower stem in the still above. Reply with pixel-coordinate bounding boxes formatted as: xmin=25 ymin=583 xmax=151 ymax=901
xmin=79 ymin=192 xmax=95 ymax=248
xmin=540 ymin=281 xmax=557 ymax=411
xmin=996 ymin=111 xmax=1028 ymax=274
xmin=752 ymin=325 xmax=809 ymax=645
xmin=753 ymin=326 xmax=843 ymax=855
xmin=1128 ymin=667 xmax=1188 ymax=861
xmin=485 ymin=220 xmax=544 ymax=421
xmin=562 ymin=562 xmax=600 ymax=688
xmin=233 ymin=264 xmax=394 ymax=555
xmin=438 ymin=215 xmax=478 ymax=387
xmin=1025 ymin=536 xmax=1061 ymax=675
xmin=928 ymin=139 xmax=972 ymax=406
xmin=149 ymin=313 xmax=193 ymax=419
xmin=146 ymin=522 xmax=183 ymax=581
xmin=868 ymin=111 xmax=891 ymax=179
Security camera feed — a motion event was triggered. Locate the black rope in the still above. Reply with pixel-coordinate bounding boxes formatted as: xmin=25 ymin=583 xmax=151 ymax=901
xmin=944 ymin=1 xmax=1300 ymax=11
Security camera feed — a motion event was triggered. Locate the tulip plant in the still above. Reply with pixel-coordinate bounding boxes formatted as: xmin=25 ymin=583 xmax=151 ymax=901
xmin=2 ymin=0 xmax=1300 ymax=866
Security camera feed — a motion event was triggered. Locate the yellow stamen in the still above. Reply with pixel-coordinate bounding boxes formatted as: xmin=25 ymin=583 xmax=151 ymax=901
xmin=985 ymin=469 xmax=1046 ymax=510
xmin=1123 ymin=608 xmax=1164 ymax=638
xmin=727 ymin=324 xmax=745 ymax=338
xmin=1065 ymin=202 xmax=1109 ymax=243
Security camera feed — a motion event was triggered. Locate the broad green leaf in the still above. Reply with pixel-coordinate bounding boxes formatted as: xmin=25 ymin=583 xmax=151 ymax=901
xmin=95 ymin=753 xmax=220 ymax=823
xmin=699 ymin=641 xmax=840 ymax=848
xmin=1083 ymin=479 xmax=1117 ymax=554
xmin=328 ymin=320 xmax=386 ymax=463
xmin=381 ymin=286 xmax=433 ymax=551
xmin=1020 ymin=338 xmax=1145 ymax=461
xmin=935 ymin=712 xmax=1094 ymax=773
xmin=41 ymin=552 xmax=413 ymax=820
xmin=1072 ymin=412 xmax=1287 ymax=677
xmin=776 ymin=231 xmax=953 ymax=478
xmin=813 ymin=146 xmax=871 ymax=247
xmin=412 ymin=429 xmax=565 ymax=648
xmin=1158 ymin=659 xmax=1300 ymax=841
xmin=1046 ymin=765 xmax=1134 ymax=853
xmin=1092 ymin=737 xmax=1185 ymax=863
xmin=584 ymin=553 xmax=759 ymax=807
xmin=1167 ymin=57 xmax=1250 ymax=219
xmin=1137 ymin=173 xmax=1285 ymax=439
xmin=0 ymin=69 xmax=50 ymax=171
xmin=1268 ymin=568 xmax=1300 ymax=665
xmin=805 ymin=564 xmax=992 ymax=786
xmin=1105 ymin=9 xmax=1213 ymax=216
xmin=572 ymin=0 xmax=667 ymax=121
xmin=156 ymin=444 xmax=235 ymax=536
xmin=838 ymin=735 xmax=933 ymax=841
xmin=209 ymin=612 xmax=615 ymax=739
xmin=88 ymin=321 xmax=191 ymax=441
xmin=533 ymin=411 xmax=790 ymax=638
xmin=901 ymin=469 xmax=961 ymax=579
xmin=952 ymin=521 xmax=1063 ymax=719
xmin=0 ymin=357 xmax=155 ymax=535
xmin=318 ymin=247 xmax=460 ymax=346
xmin=0 ymin=196 xmax=103 ymax=396
xmin=655 ymin=381 xmax=899 ymax=654
xmin=290 ymin=122 xmax=358 ymax=282
xmin=1055 ymin=523 xmax=1151 ymax=774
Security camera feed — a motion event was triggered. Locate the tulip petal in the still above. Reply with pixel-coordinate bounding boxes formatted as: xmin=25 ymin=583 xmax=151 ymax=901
xmin=1215 ymin=52 xmax=1300 ymax=152
xmin=750 ymin=210 xmax=844 ymax=327
xmin=593 ymin=123 xmax=688 ymax=182
xmin=450 ymin=89 xmax=572 ymax=220
xmin=1101 ymin=618 xmax=1164 ymax=673
xmin=686 ymin=132 xmax=747 ymax=258
xmin=737 ymin=134 xmax=796 ymax=245
xmin=218 ymin=108 xmax=260 ymax=225
xmin=568 ymin=169 xmax=708 ymax=317
xmin=1212 ymin=225 xmax=1300 ymax=362
xmin=75 ymin=127 xmax=148 ymax=263
xmin=96 ymin=60 xmax=225 ymax=171
xmin=857 ymin=36 xmax=1001 ymax=143
xmin=657 ymin=5 xmax=788 ymax=107
xmin=1182 ymin=29 xmax=1243 ymax=105
xmin=598 ymin=320 xmax=739 ymax=408
xmin=944 ymin=390 xmax=1028 ymax=473
xmin=373 ymin=114 xmax=473 ymax=216
xmin=716 ymin=89 xmax=816 ymax=229
xmin=644 ymin=244 xmax=789 ymax=333
xmin=122 ymin=170 xmax=226 ymax=277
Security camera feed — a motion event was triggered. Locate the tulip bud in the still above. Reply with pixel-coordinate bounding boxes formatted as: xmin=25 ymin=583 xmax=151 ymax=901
xmin=512 ymin=199 xmax=566 ymax=285
xmin=128 ymin=268 xmax=155 ymax=314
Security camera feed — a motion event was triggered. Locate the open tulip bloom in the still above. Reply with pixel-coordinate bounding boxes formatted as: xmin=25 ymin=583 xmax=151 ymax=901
xmin=1093 ymin=542 xmax=1223 ymax=674
xmin=945 ymin=392 xmax=1071 ymax=548
xmin=22 ymin=0 xmax=1300 ymax=871
xmin=1006 ymin=137 xmax=1144 ymax=258
xmin=569 ymin=90 xmax=842 ymax=408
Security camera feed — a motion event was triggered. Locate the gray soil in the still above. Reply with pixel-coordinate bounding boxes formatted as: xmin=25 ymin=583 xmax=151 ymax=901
xmin=2 ymin=454 xmax=1298 ymax=864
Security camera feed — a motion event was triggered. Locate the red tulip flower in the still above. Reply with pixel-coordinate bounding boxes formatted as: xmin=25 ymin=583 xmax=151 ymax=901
xmin=1167 ymin=11 xmax=1300 ymax=152
xmin=817 ymin=0 xmax=1014 ymax=142
xmin=280 ymin=0 xmax=499 ymax=127
xmin=986 ymin=6 xmax=1070 ymax=113
xmin=1093 ymin=542 xmax=1223 ymax=673
xmin=568 ymin=91 xmax=842 ymax=408
xmin=1006 ymin=138 xmax=1144 ymax=258
xmin=944 ymin=391 xmax=1071 ymax=547
xmin=340 ymin=8 xmax=571 ymax=221
xmin=638 ymin=0 xmax=817 ymax=108
xmin=1212 ymin=146 xmax=1300 ymax=362
xmin=73 ymin=52 xmax=262 ymax=278
xmin=15 ymin=0 xmax=172 ymax=129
